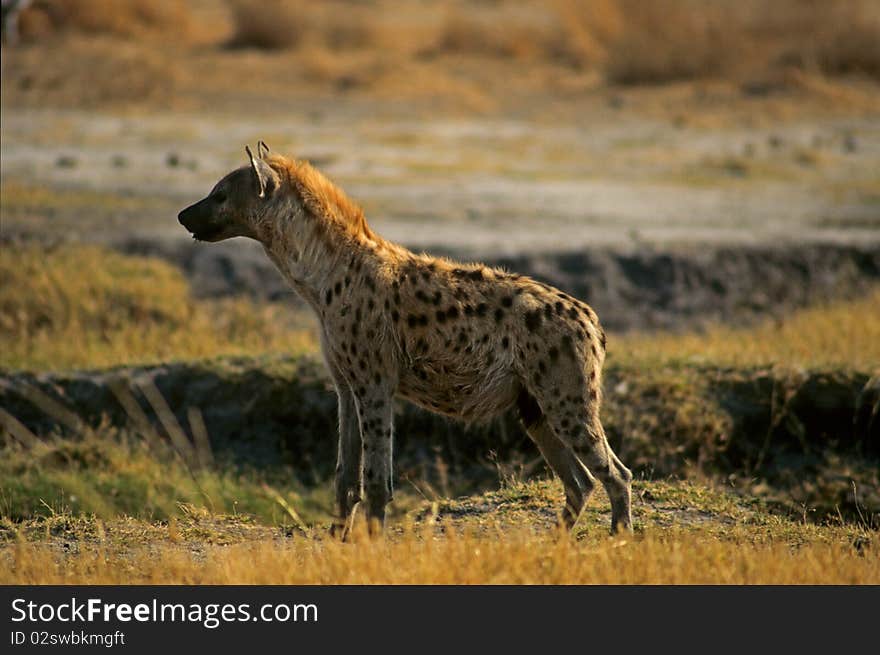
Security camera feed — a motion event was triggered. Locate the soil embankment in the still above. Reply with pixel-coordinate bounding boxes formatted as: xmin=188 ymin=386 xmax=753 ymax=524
xmin=2 ymin=357 xmax=876 ymax=521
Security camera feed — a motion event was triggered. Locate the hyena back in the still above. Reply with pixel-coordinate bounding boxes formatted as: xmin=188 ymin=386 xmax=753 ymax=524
xmin=178 ymin=143 xmax=632 ymax=535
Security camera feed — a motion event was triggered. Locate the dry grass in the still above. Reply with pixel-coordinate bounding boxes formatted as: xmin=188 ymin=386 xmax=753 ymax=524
xmin=0 ymin=245 xmax=316 ymax=372
xmin=2 ymin=477 xmax=876 ymax=584
xmin=611 ymin=288 xmax=880 ymax=370
xmin=4 ymin=532 xmax=876 ymax=584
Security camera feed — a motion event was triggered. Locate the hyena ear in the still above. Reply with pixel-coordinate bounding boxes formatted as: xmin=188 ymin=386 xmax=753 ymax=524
xmin=257 ymin=140 xmax=270 ymax=158
xmin=245 ymin=144 xmax=279 ymax=198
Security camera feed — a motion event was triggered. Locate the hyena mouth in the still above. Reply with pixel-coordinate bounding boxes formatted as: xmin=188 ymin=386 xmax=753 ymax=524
xmin=190 ymin=224 xmax=226 ymax=241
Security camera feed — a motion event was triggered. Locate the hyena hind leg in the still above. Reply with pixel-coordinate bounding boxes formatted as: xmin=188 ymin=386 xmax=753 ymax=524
xmin=517 ymin=391 xmax=596 ymax=530
xmin=550 ymin=411 xmax=633 ymax=534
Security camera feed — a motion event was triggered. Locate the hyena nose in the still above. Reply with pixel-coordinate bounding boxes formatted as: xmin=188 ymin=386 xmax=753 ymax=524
xmin=178 ymin=206 xmax=196 ymax=228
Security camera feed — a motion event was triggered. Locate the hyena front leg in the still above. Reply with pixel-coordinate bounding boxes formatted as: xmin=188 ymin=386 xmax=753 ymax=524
xmin=322 ymin=335 xmax=362 ymax=538
xmin=353 ymin=388 xmax=395 ymax=534
xmin=333 ymin=385 xmax=362 ymax=537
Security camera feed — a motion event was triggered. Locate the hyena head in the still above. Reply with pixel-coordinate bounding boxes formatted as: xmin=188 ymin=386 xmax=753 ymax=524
xmin=178 ymin=141 xmax=282 ymax=242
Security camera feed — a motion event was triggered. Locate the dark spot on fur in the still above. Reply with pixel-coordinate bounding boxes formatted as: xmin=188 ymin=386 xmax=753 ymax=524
xmin=538 ymin=361 xmax=546 ymax=373
xmin=555 ymin=301 xmax=564 ymax=315
xmin=549 ymin=346 xmax=559 ymax=362
xmin=446 ymin=306 xmax=459 ymax=320
xmin=525 ymin=309 xmax=542 ymax=332
xmin=436 ymin=309 xmax=447 ymax=323
xmin=502 ymin=336 xmax=509 ymax=348
xmin=325 ymin=289 xmax=333 ymax=305
xmin=392 ymin=310 xmax=400 ymax=322
xmin=568 ymin=307 xmax=579 ymax=320
xmin=561 ymin=334 xmax=575 ymax=356
xmin=335 ymin=281 xmax=342 ymax=295
xmin=502 ymin=296 xmax=513 ymax=308
xmin=494 ymin=308 xmax=504 ymax=322
xmin=476 ymin=303 xmax=488 ymax=317
xmin=544 ymin=304 xmax=553 ymax=318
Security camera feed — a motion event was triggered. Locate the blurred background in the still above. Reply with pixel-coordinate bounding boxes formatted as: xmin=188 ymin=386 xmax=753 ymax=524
xmin=1 ymin=1 xmax=878 ymax=533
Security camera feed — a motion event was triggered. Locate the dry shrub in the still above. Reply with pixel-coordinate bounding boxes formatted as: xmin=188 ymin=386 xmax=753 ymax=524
xmin=427 ymin=8 xmax=555 ymax=59
xmin=604 ymin=0 xmax=742 ymax=84
xmin=17 ymin=0 xmax=193 ymax=41
xmin=226 ymin=0 xmax=376 ymax=52
xmin=600 ymin=0 xmax=880 ymax=85
xmin=548 ymin=0 xmax=624 ymax=68
xmin=226 ymin=0 xmax=305 ymax=50
xmin=773 ymin=0 xmax=880 ymax=78
xmin=319 ymin=10 xmax=376 ymax=51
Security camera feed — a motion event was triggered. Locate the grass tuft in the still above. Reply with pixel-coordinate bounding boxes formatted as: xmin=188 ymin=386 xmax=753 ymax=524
xmin=0 ymin=244 xmax=316 ymax=371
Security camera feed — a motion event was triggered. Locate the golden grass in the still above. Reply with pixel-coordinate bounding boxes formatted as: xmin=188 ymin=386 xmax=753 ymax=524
xmin=3 ymin=524 xmax=876 ymax=585
xmin=0 ymin=245 xmax=316 ymax=372
xmin=611 ymin=289 xmax=880 ymax=370
xmin=3 ymin=478 xmax=877 ymax=584
xmin=1 ymin=461 xmax=863 ymax=588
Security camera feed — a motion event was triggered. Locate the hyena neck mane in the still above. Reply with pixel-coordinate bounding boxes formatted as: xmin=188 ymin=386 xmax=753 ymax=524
xmin=256 ymin=154 xmax=401 ymax=310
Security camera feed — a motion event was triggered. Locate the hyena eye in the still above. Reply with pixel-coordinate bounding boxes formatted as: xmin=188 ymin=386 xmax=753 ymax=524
xmin=213 ymin=191 xmax=227 ymax=204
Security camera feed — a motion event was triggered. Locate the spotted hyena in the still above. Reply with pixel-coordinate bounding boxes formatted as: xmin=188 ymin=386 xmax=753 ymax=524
xmin=178 ymin=142 xmax=633 ymax=536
